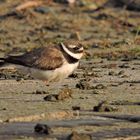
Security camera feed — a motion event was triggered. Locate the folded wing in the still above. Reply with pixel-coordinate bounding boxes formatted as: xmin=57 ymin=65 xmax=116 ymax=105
xmin=2 ymin=47 xmax=64 ymax=70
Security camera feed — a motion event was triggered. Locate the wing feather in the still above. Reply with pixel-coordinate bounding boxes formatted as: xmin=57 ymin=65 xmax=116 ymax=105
xmin=4 ymin=46 xmax=64 ymax=70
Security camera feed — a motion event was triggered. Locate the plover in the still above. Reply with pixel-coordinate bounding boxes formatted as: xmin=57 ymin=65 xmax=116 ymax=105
xmin=0 ymin=41 xmax=84 ymax=82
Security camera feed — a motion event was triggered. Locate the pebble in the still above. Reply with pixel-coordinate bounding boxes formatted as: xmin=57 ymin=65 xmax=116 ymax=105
xmin=68 ymin=131 xmax=92 ymax=140
xmin=93 ymin=101 xmax=118 ymax=112
xmin=34 ymin=124 xmax=53 ymax=135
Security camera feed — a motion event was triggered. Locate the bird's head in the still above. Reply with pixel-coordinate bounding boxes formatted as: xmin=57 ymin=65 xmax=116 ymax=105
xmin=60 ymin=41 xmax=84 ymax=60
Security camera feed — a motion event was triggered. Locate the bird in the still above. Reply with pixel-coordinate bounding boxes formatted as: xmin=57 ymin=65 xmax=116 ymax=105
xmin=0 ymin=40 xmax=84 ymax=82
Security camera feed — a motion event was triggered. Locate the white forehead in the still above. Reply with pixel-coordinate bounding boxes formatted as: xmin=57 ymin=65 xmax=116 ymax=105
xmin=79 ymin=47 xmax=83 ymax=51
xmin=68 ymin=45 xmax=77 ymax=48
xmin=68 ymin=44 xmax=83 ymax=51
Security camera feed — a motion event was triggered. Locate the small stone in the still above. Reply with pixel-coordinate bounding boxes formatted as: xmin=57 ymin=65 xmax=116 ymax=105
xmin=119 ymin=63 xmax=130 ymax=68
xmin=111 ymin=83 xmax=119 ymax=86
xmin=34 ymin=124 xmax=53 ymax=135
xmin=80 ymin=96 xmax=87 ymax=99
xmin=34 ymin=90 xmax=48 ymax=94
xmin=35 ymin=7 xmax=50 ymax=14
xmin=118 ymin=70 xmax=125 ymax=75
xmin=129 ymin=83 xmax=134 ymax=86
xmin=129 ymin=116 xmax=140 ymax=122
xmin=92 ymin=90 xmax=102 ymax=94
xmin=54 ymin=0 xmax=76 ymax=5
xmin=108 ymin=71 xmax=116 ymax=76
xmin=93 ymin=101 xmax=118 ymax=112
xmin=68 ymin=131 xmax=92 ymax=140
xmin=92 ymin=44 xmax=100 ymax=48
xmin=56 ymin=88 xmax=73 ymax=100
xmin=84 ymin=71 xmax=98 ymax=77
xmin=72 ymin=106 xmax=81 ymax=111
xmin=69 ymin=73 xmax=78 ymax=78
xmin=0 ymin=108 xmax=6 ymax=111
xmin=44 ymin=95 xmax=57 ymax=101
xmin=94 ymin=84 xmax=106 ymax=89
xmin=120 ymin=75 xmax=129 ymax=78
xmin=76 ymin=80 xmax=90 ymax=90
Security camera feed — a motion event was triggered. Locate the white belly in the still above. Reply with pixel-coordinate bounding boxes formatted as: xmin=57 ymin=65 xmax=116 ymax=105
xmin=30 ymin=62 xmax=79 ymax=81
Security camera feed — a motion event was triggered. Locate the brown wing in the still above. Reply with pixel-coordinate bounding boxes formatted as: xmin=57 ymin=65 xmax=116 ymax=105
xmin=4 ymin=46 xmax=64 ymax=70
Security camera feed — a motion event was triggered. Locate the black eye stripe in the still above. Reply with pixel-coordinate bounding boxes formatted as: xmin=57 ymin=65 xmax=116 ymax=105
xmin=74 ymin=47 xmax=80 ymax=50
xmin=74 ymin=44 xmax=83 ymax=50
xmin=61 ymin=42 xmax=83 ymax=54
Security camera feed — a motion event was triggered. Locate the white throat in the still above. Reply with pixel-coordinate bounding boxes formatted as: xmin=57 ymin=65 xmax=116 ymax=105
xmin=61 ymin=43 xmax=83 ymax=60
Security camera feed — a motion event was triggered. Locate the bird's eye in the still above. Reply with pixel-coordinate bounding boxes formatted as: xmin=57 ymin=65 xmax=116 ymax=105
xmin=74 ymin=47 xmax=80 ymax=50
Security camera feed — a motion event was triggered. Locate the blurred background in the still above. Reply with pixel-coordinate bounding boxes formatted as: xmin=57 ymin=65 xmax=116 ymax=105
xmin=0 ymin=0 xmax=139 ymax=60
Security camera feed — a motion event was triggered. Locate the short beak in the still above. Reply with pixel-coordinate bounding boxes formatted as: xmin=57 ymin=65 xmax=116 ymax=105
xmin=83 ymin=51 xmax=86 ymax=56
xmin=83 ymin=51 xmax=90 ymax=57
